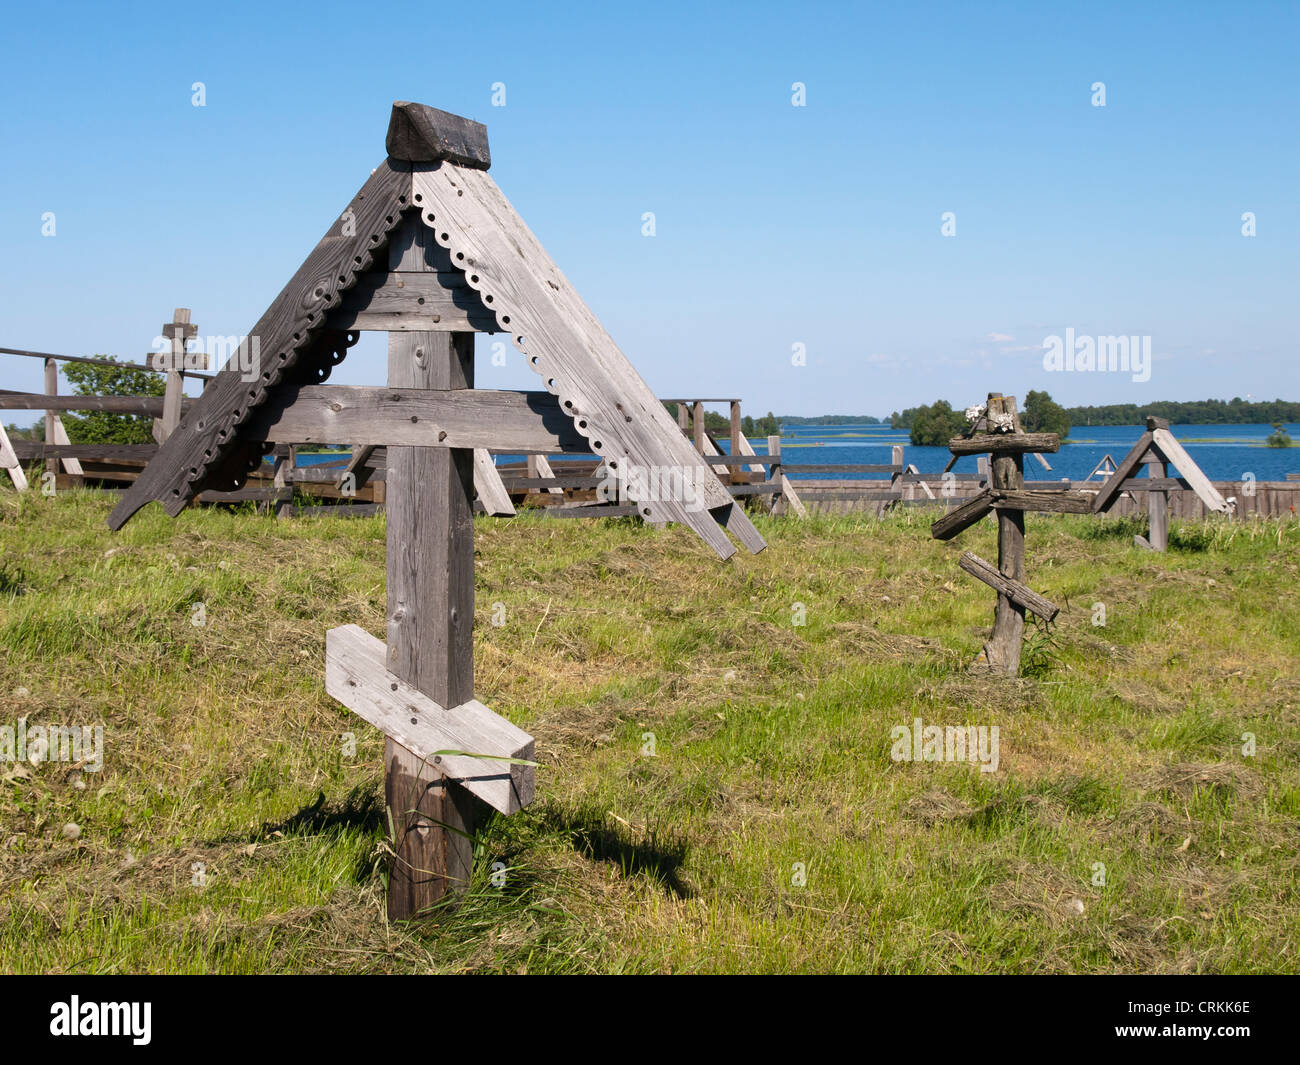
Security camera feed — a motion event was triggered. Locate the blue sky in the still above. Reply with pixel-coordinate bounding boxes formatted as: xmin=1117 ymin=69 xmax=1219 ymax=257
xmin=1 ymin=0 xmax=1296 ymax=422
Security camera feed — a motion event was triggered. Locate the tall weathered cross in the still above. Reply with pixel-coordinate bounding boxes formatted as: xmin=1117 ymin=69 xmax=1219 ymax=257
xmin=108 ymin=102 xmax=765 ymax=918
xmin=930 ymin=393 xmax=1088 ymax=674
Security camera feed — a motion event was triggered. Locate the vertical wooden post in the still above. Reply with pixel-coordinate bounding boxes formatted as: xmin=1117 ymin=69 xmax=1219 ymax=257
xmin=767 ymin=433 xmax=785 ymax=516
xmin=383 ymin=214 xmax=483 ymax=919
xmin=889 ymin=443 xmax=905 ymax=507
xmin=983 ymin=394 xmax=1026 ymax=674
xmin=1145 ymin=452 xmax=1168 ymax=551
xmin=43 ymin=357 xmax=57 ymax=454
xmin=692 ymin=401 xmax=705 ymax=454
xmin=729 ymin=401 xmax=742 ymax=486
xmin=271 ymin=444 xmax=295 ymax=518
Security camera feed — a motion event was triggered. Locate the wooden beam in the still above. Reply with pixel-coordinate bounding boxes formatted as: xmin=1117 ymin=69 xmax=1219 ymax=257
xmin=0 ymin=422 xmax=28 ymax=491
xmin=526 ymin=453 xmax=562 ymax=495
xmin=329 ymin=270 xmax=498 ymax=332
xmin=0 ymin=345 xmax=213 ymax=380
xmin=1144 ymin=453 xmax=1168 ymax=551
xmin=383 ymin=326 xmax=483 ymax=918
xmin=386 ymin=101 xmax=491 ymax=169
xmin=992 ymin=489 xmax=1094 ymax=514
xmin=236 ymin=385 xmax=592 ymax=453
xmin=44 ymin=358 xmax=57 ymax=452
xmin=959 ymin=551 xmax=1059 ymax=622
xmin=49 ymin=417 xmax=84 ymax=478
xmin=1149 ymin=427 xmax=1230 ymax=514
xmin=108 ymin=159 xmax=413 ymax=530
xmin=947 ymin=432 xmax=1060 ymax=455
xmin=410 ymin=166 xmax=761 ymax=558
xmin=0 ymin=393 xmax=176 ymax=414
xmin=13 ymin=443 xmax=159 ymax=460
xmin=326 ymin=625 xmax=532 ymax=814
xmin=930 ymin=489 xmax=995 ymax=540
xmin=1091 ymin=431 xmax=1155 ymax=512
xmin=338 ymin=444 xmax=376 ymax=493
xmin=473 ymin=449 xmax=515 ymax=516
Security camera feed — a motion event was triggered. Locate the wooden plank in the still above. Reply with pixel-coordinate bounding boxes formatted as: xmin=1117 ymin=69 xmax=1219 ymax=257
xmin=763 ymin=433 xmax=806 ymax=518
xmin=992 ymin=489 xmax=1093 ymax=514
xmin=930 ymin=489 xmax=995 ymax=540
xmin=107 ymin=160 xmax=414 ymax=530
xmin=1150 ymin=427 xmax=1230 ymax=513
xmin=0 ymin=345 xmax=213 ymax=380
xmin=0 ymin=393 xmax=176 ymax=414
xmin=959 ymin=551 xmax=1059 ymax=621
xmin=729 ymin=401 xmax=741 ymax=472
xmin=48 ymin=417 xmax=84 ymax=477
xmin=386 ymin=101 xmax=491 ymax=169
xmin=0 ymin=422 xmax=28 ymax=491
xmin=526 ymin=453 xmax=562 ymax=495
xmin=330 ymin=270 xmax=497 ymax=332
xmin=326 ymin=625 xmax=531 ymax=814
xmin=783 ymin=464 xmax=901 ymax=474
xmin=1144 ymin=454 xmax=1168 ymax=551
xmin=338 ymin=444 xmax=377 ymax=492
xmin=536 ymin=502 xmax=639 ymax=518
xmin=19 ymin=442 xmax=160 ymax=461
xmin=792 ymin=490 xmax=903 ymax=501
xmin=237 ymin=385 xmax=591 ymax=453
xmin=384 ymin=324 xmax=482 ymax=917
xmin=44 ymin=358 xmax=57 ymax=452
xmin=410 ymin=166 xmax=762 ymax=559
xmin=196 ymin=486 xmax=283 ymax=503
xmin=271 ymin=446 xmax=294 ymax=519
xmin=473 ymin=449 xmax=516 ymax=516
xmin=947 ymin=432 xmax=1060 ymax=455
xmin=1091 ymin=431 xmax=1155 ymax=512
xmin=703 ymin=454 xmax=774 ymax=467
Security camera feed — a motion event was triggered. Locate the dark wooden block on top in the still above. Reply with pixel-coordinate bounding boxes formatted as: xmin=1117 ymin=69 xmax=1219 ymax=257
xmin=386 ymin=101 xmax=490 ymax=169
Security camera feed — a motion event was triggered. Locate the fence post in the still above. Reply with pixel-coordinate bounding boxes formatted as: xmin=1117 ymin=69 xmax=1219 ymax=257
xmin=44 ymin=357 xmax=57 ymax=450
xmin=729 ymin=401 xmax=742 ymax=485
xmin=889 ymin=443 xmax=904 ymax=508
xmin=767 ymin=433 xmax=785 ymax=516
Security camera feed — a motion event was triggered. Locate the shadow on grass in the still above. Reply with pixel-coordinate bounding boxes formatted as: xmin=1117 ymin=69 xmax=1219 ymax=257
xmin=263 ymin=787 xmax=387 ymax=838
xmin=544 ymin=804 xmax=693 ymax=899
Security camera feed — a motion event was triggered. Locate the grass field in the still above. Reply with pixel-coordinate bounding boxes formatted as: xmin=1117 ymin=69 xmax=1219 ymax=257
xmin=1 ymin=489 xmax=1297 ymax=973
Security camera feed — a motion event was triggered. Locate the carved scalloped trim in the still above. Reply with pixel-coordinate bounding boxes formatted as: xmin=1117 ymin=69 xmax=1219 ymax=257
xmin=170 ymin=193 xmax=409 ymax=505
xmin=408 ymin=180 xmax=677 ymax=524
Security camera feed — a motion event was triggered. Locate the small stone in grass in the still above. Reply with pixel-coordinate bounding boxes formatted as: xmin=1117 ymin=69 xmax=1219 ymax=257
xmin=61 ymin=823 xmax=81 ymax=841
xmin=1067 ymin=897 xmax=1085 ymax=915
xmin=723 ymin=669 xmax=736 ymax=683
xmin=14 ymin=687 xmax=30 ymax=699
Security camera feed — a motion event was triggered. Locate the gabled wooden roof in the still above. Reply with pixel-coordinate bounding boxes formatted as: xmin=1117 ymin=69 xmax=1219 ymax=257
xmin=109 ymin=103 xmax=764 ymax=559
xmin=1091 ymin=417 xmax=1229 ymax=514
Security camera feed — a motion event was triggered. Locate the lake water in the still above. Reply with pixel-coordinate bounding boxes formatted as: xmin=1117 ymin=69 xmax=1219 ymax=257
xmin=294 ymin=423 xmax=1299 ymax=483
xmin=770 ymin=423 xmax=1300 ymax=482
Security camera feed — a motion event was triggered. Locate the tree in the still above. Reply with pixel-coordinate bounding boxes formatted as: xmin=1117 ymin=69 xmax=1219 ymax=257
xmin=908 ymin=400 xmax=968 ymax=446
xmin=1266 ymin=422 xmax=1293 ymax=448
xmin=1022 ymin=390 xmax=1070 ymax=439
xmin=61 ymin=358 xmax=164 ymax=445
